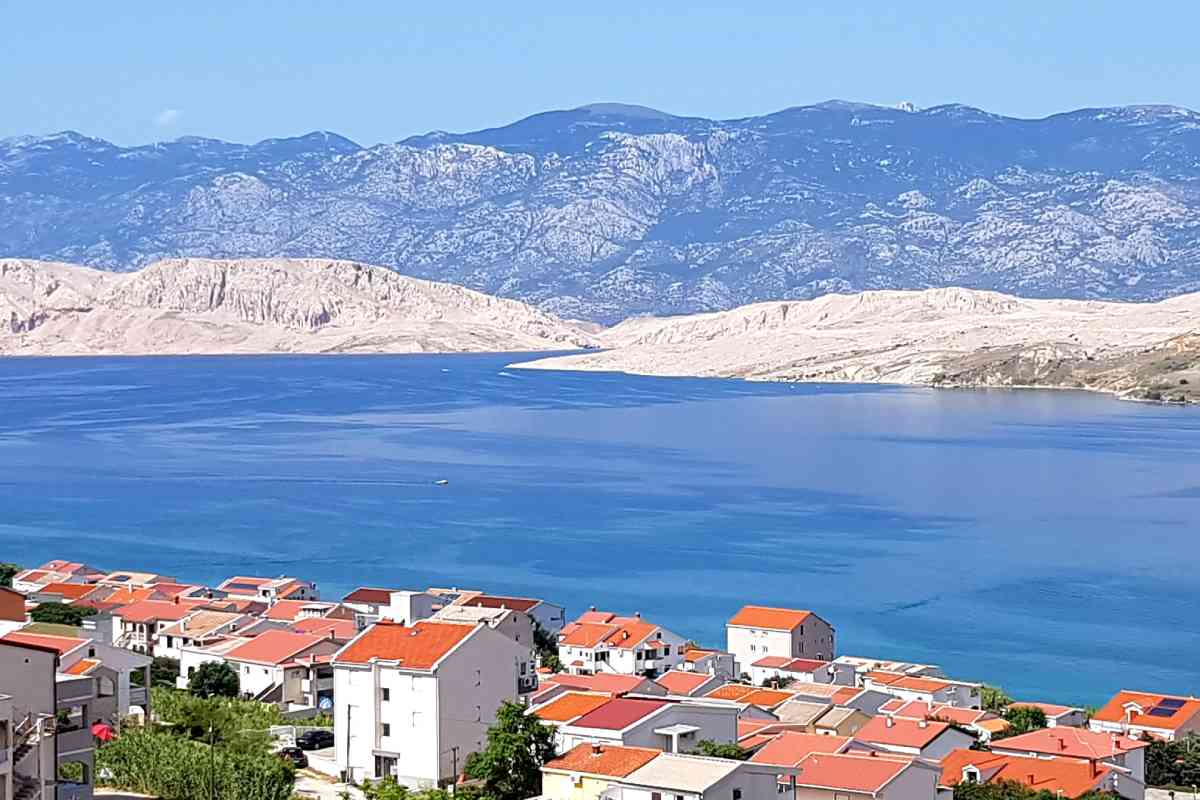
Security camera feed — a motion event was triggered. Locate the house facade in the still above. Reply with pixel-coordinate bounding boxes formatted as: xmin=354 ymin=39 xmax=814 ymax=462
xmin=557 ymin=612 xmax=687 ymax=678
xmin=333 ymin=620 xmax=528 ymax=788
xmin=726 ymin=606 xmax=835 ymax=677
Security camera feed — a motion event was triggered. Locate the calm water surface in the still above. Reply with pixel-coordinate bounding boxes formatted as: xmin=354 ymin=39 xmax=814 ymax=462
xmin=3 ymin=353 xmax=1199 ymax=705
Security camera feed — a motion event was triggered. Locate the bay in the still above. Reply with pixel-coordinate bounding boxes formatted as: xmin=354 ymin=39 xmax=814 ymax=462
xmin=2 ymin=352 xmax=1199 ymax=705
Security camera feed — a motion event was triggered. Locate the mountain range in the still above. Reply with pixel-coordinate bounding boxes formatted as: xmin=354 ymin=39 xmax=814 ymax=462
xmin=4 ymin=100 xmax=1200 ymax=322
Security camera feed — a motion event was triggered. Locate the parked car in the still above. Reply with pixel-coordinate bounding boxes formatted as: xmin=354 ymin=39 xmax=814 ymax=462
xmin=296 ymin=729 xmax=334 ymax=751
xmin=278 ymin=747 xmax=308 ymax=768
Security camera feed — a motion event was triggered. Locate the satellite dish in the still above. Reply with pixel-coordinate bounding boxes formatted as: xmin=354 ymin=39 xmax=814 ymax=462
xmin=319 ymin=697 xmax=334 ymax=711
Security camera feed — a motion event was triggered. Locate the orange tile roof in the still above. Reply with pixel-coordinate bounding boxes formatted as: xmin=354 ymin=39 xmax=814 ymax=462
xmin=742 ymin=688 xmax=796 ymax=708
xmin=792 ymin=752 xmax=913 ymax=793
xmin=750 ymin=732 xmax=851 ymax=767
xmin=291 ymin=617 xmax=358 ymax=640
xmin=335 ymin=620 xmax=476 ymax=669
xmin=728 ymin=605 xmax=813 ymax=631
xmin=993 ymin=728 xmax=1147 ymax=760
xmin=224 ymin=630 xmax=330 ymax=666
xmin=264 ymin=599 xmax=330 ymax=621
xmin=705 ymin=683 xmax=757 ymax=701
xmin=64 ymin=658 xmax=102 ymax=675
xmin=655 ymin=670 xmax=717 ymax=695
xmin=115 ymin=600 xmax=196 ymax=623
xmin=856 ymin=716 xmax=952 ymax=749
xmin=37 ymin=583 xmax=98 ymax=601
xmin=1 ymin=630 xmax=88 ymax=656
xmin=558 ymin=615 xmax=660 ymax=650
xmin=102 ymin=587 xmax=158 ymax=606
xmin=531 ymin=691 xmax=613 ymax=723
xmin=940 ymin=749 xmax=1112 ymax=797
xmin=1010 ymin=702 xmax=1079 ymax=718
xmin=832 ymin=687 xmax=861 ymax=705
xmin=543 ymin=743 xmax=661 ymax=778
xmin=1091 ymin=690 xmax=1200 ymax=732
xmin=683 ymin=647 xmax=717 ymax=663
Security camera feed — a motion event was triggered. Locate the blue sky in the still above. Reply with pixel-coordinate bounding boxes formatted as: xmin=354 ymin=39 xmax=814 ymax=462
xmin=5 ymin=1 xmax=1198 ymax=146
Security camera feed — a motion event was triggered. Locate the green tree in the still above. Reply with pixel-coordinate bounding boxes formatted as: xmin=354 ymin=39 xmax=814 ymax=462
xmin=1145 ymin=735 xmax=1200 ymax=787
xmin=980 ymin=684 xmax=1013 ymax=712
xmin=464 ymin=701 xmax=556 ymax=800
xmin=532 ymin=623 xmax=561 ymax=671
xmin=0 ymin=563 xmax=19 ymax=588
xmin=29 ymin=603 xmax=96 ymax=626
xmin=361 ymin=778 xmax=459 ymax=800
xmin=998 ymin=705 xmax=1047 ymax=738
xmin=188 ymin=661 xmax=240 ymax=700
xmin=689 ymin=740 xmax=750 ymax=760
xmin=150 ymin=656 xmax=181 ymax=688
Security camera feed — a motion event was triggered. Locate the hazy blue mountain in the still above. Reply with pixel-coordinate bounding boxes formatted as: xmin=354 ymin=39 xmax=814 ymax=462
xmin=4 ymin=101 xmax=1200 ymax=322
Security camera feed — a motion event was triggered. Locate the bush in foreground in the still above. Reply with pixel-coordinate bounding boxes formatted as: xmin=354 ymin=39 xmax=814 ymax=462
xmin=97 ymin=727 xmax=293 ymax=800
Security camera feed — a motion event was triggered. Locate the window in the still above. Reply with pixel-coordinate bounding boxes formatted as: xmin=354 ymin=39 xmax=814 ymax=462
xmin=167 ymin=636 xmax=174 ymax=648
xmin=733 ymin=790 xmax=742 ymax=800
xmin=519 ymin=663 xmax=526 ymax=675
xmin=381 ymin=723 xmax=391 ymax=737
xmin=381 ymin=688 xmax=390 ymax=701
xmin=652 ymin=793 xmax=662 ymax=800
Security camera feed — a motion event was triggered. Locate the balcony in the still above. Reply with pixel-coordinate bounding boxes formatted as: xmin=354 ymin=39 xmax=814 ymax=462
xmin=55 ymin=677 xmax=94 ymax=707
xmin=56 ymin=726 xmax=94 ymax=757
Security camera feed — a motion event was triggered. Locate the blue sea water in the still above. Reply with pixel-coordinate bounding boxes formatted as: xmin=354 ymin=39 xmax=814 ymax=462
xmin=3 ymin=353 xmax=1200 ymax=705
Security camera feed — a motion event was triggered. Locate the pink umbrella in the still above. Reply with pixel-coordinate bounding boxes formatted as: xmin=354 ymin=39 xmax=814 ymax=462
xmin=91 ymin=723 xmax=115 ymax=742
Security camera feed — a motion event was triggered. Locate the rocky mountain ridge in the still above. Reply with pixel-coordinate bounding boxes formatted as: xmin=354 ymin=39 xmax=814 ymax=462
xmin=0 ymin=258 xmax=595 ymax=355
xmin=5 ymin=101 xmax=1200 ymax=322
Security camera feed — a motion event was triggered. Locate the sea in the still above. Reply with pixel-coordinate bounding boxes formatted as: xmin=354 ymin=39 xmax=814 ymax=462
xmin=3 ymin=353 xmax=1199 ymax=706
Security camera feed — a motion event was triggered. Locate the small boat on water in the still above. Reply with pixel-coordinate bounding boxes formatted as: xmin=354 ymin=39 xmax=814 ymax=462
xmin=434 ymin=479 xmax=449 ymax=486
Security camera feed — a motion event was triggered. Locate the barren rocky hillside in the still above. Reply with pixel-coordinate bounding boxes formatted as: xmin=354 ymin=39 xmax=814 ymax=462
xmin=512 ymin=288 xmax=1200 ymax=403
xmin=0 ymin=258 xmax=596 ymax=355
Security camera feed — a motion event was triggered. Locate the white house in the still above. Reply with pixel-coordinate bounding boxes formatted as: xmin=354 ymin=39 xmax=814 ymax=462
xmin=606 ymin=751 xmax=793 ymax=800
xmin=726 ymin=606 xmax=835 ymax=677
xmin=1089 ymin=690 xmax=1200 ymax=741
xmin=451 ymin=593 xmax=567 ymax=634
xmin=679 ymin=647 xmax=739 ymax=678
xmin=153 ymin=610 xmax=249 ymax=660
xmin=112 ymin=600 xmax=198 ymax=654
xmin=431 ymin=605 xmax=536 ymax=692
xmin=556 ymin=696 xmax=739 ymax=754
xmin=557 ymin=611 xmax=688 ymax=677
xmin=332 ymin=619 xmax=528 ymax=788
xmin=749 ymin=656 xmax=854 ymax=687
xmin=862 ymin=671 xmax=982 ymax=709
xmin=223 ymin=630 xmax=341 ymax=706
xmin=217 ymin=576 xmax=319 ymax=602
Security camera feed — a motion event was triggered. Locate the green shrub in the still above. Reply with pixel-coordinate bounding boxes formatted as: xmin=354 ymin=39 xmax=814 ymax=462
xmin=97 ymin=727 xmax=293 ymax=800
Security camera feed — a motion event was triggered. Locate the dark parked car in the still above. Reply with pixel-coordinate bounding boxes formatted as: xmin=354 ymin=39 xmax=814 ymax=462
xmin=296 ymin=729 xmax=334 ymax=751
xmin=278 ymin=747 xmax=308 ymax=768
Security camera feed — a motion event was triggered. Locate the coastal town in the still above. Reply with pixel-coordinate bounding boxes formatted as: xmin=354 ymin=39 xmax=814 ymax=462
xmin=1 ymin=559 xmax=1197 ymax=800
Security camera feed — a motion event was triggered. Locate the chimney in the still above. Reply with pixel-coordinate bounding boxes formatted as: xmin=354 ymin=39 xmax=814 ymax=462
xmin=918 ymin=719 xmax=928 ymax=729
xmin=635 ymin=611 xmax=641 ymax=619
xmin=1059 ymin=737 xmax=1067 ymax=751
xmin=589 ymin=606 xmax=597 ymax=612
xmin=885 ymin=717 xmax=894 ymax=728
xmin=1027 ymin=774 xmax=1035 ymax=786
xmin=592 ymin=743 xmax=602 ymax=756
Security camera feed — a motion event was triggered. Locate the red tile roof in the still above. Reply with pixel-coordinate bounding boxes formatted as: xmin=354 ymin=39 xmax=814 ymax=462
xmin=1091 ymin=690 xmax=1200 ymax=732
xmin=792 ymin=752 xmax=913 ymax=793
xmin=335 ymin=621 xmax=476 ymax=669
xmin=750 ymin=732 xmax=852 ymax=767
xmin=654 ymin=670 xmax=717 ymax=695
xmin=264 ymin=599 xmax=329 ymax=621
xmin=532 ymin=692 xmax=614 ymax=723
xmin=752 ymin=656 xmax=793 ymax=668
xmin=460 ymin=595 xmax=540 ymax=613
xmin=1 ymin=631 xmax=88 ymax=656
xmin=567 ymin=698 xmax=669 ymax=731
xmin=342 ymin=587 xmax=396 ymax=604
xmin=993 ymin=728 xmax=1147 ymax=760
xmin=224 ymin=630 xmax=330 ymax=666
xmin=543 ymin=743 xmax=661 ymax=778
xmin=1010 ymin=702 xmax=1079 ymax=718
xmin=728 ymin=605 xmax=813 ymax=631
xmin=940 ymin=749 xmax=1112 ymax=797
xmin=115 ymin=600 xmax=196 ymax=623
xmin=36 ymin=583 xmax=97 ymax=601
xmin=856 ymin=716 xmax=952 ymax=749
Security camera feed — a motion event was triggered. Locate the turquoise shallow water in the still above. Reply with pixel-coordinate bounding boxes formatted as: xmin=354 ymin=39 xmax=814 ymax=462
xmin=3 ymin=353 xmax=1199 ymax=705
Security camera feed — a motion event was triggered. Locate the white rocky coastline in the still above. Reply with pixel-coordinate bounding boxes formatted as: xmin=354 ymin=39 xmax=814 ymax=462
xmin=510 ymin=288 xmax=1200 ymax=403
